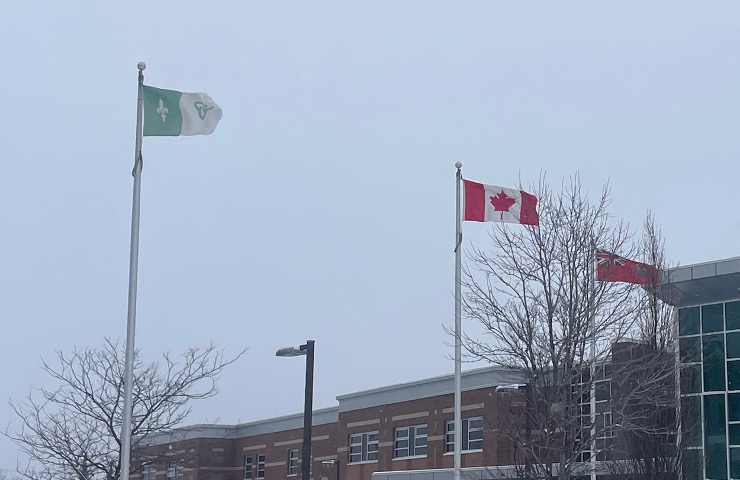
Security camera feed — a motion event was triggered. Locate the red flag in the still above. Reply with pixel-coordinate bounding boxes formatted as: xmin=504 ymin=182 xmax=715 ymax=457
xmin=463 ymin=180 xmax=539 ymax=226
xmin=596 ymin=250 xmax=659 ymax=285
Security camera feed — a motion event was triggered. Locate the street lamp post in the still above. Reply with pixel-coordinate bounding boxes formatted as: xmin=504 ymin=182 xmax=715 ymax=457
xmin=321 ymin=459 xmax=339 ymax=480
xmin=276 ymin=340 xmax=315 ymax=480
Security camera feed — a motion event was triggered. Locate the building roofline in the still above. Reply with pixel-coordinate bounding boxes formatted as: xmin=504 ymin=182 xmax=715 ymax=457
xmin=336 ymin=365 xmax=523 ymax=412
xmin=139 ymin=366 xmax=524 ymax=445
xmin=140 ymin=406 xmax=339 ymax=446
xmin=336 ymin=365 xmax=516 ymax=400
xmin=656 ymin=256 xmax=740 ymax=307
xmin=674 ymin=256 xmax=740 ymax=269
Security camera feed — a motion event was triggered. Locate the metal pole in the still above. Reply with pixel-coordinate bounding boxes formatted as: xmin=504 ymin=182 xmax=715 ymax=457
xmin=590 ymin=239 xmax=597 ymax=480
xmin=525 ymin=385 xmax=532 ymax=479
xmin=302 ymin=340 xmax=315 ymax=480
xmin=453 ymin=162 xmax=463 ymax=480
xmin=120 ymin=61 xmax=146 ymax=480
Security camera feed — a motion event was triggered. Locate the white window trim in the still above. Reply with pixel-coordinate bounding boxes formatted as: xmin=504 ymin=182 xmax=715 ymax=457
xmin=394 ymin=424 xmax=428 ymax=458
xmin=346 ymin=460 xmax=377 ymax=466
xmin=349 ymin=431 xmax=379 ymax=463
xmin=142 ymin=463 xmax=157 ymax=480
xmin=166 ymin=463 xmax=183 ymax=480
xmin=445 ymin=417 xmax=484 ymax=452
xmin=443 ymin=449 xmax=483 ymax=456
xmin=392 ymin=454 xmax=427 ymax=461
xmin=287 ymin=448 xmax=299 ymax=476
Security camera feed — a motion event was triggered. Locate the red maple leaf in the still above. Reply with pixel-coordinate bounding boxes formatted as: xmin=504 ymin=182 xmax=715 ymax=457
xmin=490 ymin=191 xmax=516 ymax=212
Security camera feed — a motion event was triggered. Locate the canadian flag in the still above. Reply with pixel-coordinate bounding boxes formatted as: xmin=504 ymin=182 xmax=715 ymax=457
xmin=463 ymin=180 xmax=539 ymax=226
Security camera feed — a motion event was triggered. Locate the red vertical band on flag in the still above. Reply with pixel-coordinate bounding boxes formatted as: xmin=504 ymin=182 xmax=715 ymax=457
xmin=463 ymin=180 xmax=485 ymax=222
xmin=519 ymin=191 xmax=539 ymax=226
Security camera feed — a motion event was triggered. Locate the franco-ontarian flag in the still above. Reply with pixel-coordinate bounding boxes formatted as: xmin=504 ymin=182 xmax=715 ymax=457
xmin=142 ymin=85 xmax=223 ymax=137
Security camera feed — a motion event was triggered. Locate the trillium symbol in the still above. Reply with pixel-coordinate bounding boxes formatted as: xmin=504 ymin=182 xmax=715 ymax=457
xmin=194 ymin=101 xmax=214 ymax=120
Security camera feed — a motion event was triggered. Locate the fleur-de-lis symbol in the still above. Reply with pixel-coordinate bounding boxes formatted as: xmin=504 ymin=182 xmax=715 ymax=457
xmin=157 ymin=98 xmax=169 ymax=123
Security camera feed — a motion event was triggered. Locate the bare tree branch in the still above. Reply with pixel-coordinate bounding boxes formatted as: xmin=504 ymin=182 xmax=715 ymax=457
xmin=458 ymin=175 xmax=646 ymax=480
xmin=604 ymin=210 xmax=683 ymax=480
xmin=4 ymin=339 xmax=246 ymax=480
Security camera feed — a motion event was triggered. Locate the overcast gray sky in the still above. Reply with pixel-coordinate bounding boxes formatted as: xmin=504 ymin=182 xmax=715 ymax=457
xmin=2 ymin=1 xmax=739 ymax=469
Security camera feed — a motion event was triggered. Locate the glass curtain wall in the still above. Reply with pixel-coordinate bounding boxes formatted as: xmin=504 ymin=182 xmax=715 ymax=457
xmin=679 ymin=300 xmax=740 ymax=480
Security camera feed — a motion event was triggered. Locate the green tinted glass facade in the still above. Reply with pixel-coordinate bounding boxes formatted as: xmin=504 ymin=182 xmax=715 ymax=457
xmin=680 ymin=307 xmax=701 ymax=336
xmin=728 ymin=301 xmax=740 ymax=331
xmin=705 ymin=394 xmax=728 ymax=479
xmin=680 ymin=302 xmax=740 ymax=479
xmin=732 ymin=447 xmax=740 ymax=480
xmin=704 ymin=335 xmax=726 ymax=392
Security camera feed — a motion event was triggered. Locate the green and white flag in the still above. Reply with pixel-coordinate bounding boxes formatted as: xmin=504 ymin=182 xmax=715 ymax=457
xmin=142 ymin=85 xmax=222 ymax=136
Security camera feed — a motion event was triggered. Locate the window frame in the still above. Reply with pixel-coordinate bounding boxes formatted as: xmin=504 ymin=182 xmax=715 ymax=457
xmin=244 ymin=455 xmax=253 ymax=480
xmin=142 ymin=463 xmax=157 ymax=480
xmin=394 ymin=424 xmax=428 ymax=458
xmin=288 ymin=449 xmax=299 ymax=476
xmin=349 ymin=431 xmax=379 ymax=463
xmin=256 ymin=454 xmax=266 ymax=479
xmin=445 ymin=417 xmax=484 ymax=453
xmin=166 ymin=463 xmax=183 ymax=480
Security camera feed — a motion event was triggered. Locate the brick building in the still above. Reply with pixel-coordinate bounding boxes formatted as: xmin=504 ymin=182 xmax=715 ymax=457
xmin=131 ymin=367 xmax=523 ymax=480
xmin=133 ymin=256 xmax=740 ymax=480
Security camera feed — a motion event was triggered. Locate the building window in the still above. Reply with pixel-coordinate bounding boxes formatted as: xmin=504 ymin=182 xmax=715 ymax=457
xmin=349 ymin=431 xmax=379 ymax=463
xmin=595 ymin=380 xmax=613 ymax=437
xmin=394 ymin=425 xmax=427 ymax=458
xmin=705 ymin=394 xmax=728 ymax=479
xmin=679 ymin=306 xmax=700 ymax=336
xmin=142 ymin=464 xmax=156 ymax=480
xmin=573 ymin=364 xmax=614 ymax=462
xmin=288 ymin=449 xmax=299 ymax=476
xmin=727 ymin=300 xmax=740 ymax=331
xmin=445 ymin=417 xmax=483 ymax=452
xmin=244 ymin=456 xmax=253 ymax=480
xmin=593 ymin=369 xmax=614 ymax=462
xmin=167 ymin=463 xmax=183 ymax=480
xmin=256 ymin=454 xmax=265 ymax=478
xmin=704 ymin=334 xmax=726 ymax=392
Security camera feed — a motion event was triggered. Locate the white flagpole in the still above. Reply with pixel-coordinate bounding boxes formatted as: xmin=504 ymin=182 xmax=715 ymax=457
xmin=453 ymin=162 xmax=463 ymax=480
xmin=120 ymin=61 xmax=146 ymax=480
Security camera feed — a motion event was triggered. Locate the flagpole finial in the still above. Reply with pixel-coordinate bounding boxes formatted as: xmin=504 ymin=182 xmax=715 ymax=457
xmin=455 ymin=161 xmax=462 ymax=169
xmin=137 ymin=62 xmax=146 ymax=71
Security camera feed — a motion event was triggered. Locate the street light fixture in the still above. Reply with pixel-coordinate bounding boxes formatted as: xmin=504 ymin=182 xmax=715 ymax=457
xmin=276 ymin=340 xmax=315 ymax=480
xmin=276 ymin=346 xmax=306 ymax=357
xmin=321 ymin=459 xmax=340 ymax=480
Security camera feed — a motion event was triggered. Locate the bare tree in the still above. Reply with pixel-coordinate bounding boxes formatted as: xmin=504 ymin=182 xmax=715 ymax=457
xmin=5 ymin=338 xmax=245 ymax=480
xmin=638 ymin=210 xmax=672 ymax=351
xmin=459 ymin=176 xmax=643 ymax=480
xmin=605 ymin=211 xmax=683 ymax=480
xmin=0 ymin=469 xmax=19 ymax=480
